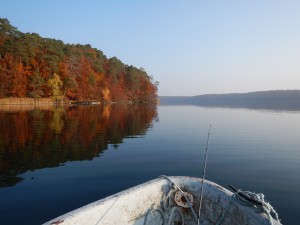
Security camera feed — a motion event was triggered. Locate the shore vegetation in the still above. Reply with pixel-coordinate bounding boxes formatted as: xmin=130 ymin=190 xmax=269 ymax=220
xmin=0 ymin=18 xmax=158 ymax=104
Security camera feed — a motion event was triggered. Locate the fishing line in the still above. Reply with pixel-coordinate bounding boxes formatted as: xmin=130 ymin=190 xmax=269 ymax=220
xmin=198 ymin=124 xmax=212 ymax=225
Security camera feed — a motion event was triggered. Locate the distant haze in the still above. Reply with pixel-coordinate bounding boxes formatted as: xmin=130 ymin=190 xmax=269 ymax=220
xmin=159 ymin=90 xmax=300 ymax=110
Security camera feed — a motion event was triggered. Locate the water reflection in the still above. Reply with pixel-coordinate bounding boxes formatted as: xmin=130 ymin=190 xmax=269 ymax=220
xmin=0 ymin=104 xmax=158 ymax=187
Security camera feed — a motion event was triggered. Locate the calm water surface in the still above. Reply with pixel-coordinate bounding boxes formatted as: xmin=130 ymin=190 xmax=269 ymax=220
xmin=0 ymin=104 xmax=299 ymax=225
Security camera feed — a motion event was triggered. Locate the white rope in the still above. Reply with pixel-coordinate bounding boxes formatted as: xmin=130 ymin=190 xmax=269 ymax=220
xmin=235 ymin=190 xmax=280 ymax=225
xmin=95 ymin=197 xmax=119 ymax=225
xmin=160 ymin=175 xmax=198 ymax=221
xmin=144 ymin=175 xmax=193 ymax=225
xmin=167 ymin=207 xmax=184 ymax=225
xmin=216 ymin=189 xmax=241 ymax=225
xmin=162 ymin=188 xmax=173 ymax=210
xmin=143 ymin=208 xmax=165 ymax=225
xmin=217 ymin=188 xmax=280 ymax=225
xmin=144 ymin=204 xmax=184 ymax=225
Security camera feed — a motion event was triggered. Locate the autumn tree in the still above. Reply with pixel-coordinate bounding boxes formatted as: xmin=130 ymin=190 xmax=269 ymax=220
xmin=29 ymin=69 xmax=44 ymax=100
xmin=102 ymin=87 xmax=111 ymax=102
xmin=11 ymin=61 xmax=27 ymax=97
xmin=0 ymin=54 xmax=13 ymax=97
xmin=48 ymin=73 xmax=64 ymax=103
xmin=0 ymin=18 xmax=20 ymax=45
xmin=0 ymin=18 xmax=158 ymax=103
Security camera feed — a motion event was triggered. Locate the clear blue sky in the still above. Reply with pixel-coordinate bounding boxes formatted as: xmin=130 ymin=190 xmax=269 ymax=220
xmin=1 ymin=0 xmax=299 ymax=96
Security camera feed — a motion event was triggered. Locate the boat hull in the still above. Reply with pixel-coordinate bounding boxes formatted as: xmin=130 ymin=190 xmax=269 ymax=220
xmin=43 ymin=176 xmax=281 ymax=225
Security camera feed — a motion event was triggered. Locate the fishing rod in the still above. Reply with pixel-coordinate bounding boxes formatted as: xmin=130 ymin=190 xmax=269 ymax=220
xmin=198 ymin=124 xmax=212 ymax=225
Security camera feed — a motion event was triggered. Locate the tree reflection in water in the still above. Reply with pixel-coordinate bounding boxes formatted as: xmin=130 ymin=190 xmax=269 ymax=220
xmin=0 ymin=104 xmax=158 ymax=187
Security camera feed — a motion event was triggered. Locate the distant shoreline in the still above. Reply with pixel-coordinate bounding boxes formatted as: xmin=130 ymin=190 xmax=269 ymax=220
xmin=159 ymin=90 xmax=300 ymax=111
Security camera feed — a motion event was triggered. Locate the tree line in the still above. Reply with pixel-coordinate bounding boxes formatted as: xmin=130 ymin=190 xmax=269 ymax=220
xmin=0 ymin=18 xmax=159 ymax=103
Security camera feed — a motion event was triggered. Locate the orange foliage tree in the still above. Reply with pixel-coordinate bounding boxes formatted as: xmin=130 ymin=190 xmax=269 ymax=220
xmin=0 ymin=18 xmax=158 ymax=103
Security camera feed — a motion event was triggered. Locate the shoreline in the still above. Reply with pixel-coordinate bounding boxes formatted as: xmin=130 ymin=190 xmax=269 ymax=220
xmin=0 ymin=97 xmax=158 ymax=106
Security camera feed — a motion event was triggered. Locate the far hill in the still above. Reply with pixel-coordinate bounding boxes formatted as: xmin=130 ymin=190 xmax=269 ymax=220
xmin=159 ymin=90 xmax=300 ymax=110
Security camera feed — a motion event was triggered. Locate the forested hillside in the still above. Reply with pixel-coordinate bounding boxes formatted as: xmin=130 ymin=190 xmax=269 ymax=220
xmin=0 ymin=18 xmax=158 ymax=103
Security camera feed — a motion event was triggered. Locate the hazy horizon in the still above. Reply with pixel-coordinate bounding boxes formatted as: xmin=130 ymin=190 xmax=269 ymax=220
xmin=159 ymin=89 xmax=300 ymax=97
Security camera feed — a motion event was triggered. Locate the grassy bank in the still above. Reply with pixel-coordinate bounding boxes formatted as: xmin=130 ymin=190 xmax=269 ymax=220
xmin=0 ymin=98 xmax=158 ymax=106
xmin=0 ymin=98 xmax=54 ymax=105
xmin=0 ymin=104 xmax=56 ymax=112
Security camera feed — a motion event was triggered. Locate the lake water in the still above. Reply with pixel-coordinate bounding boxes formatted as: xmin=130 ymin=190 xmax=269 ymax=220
xmin=0 ymin=104 xmax=299 ymax=225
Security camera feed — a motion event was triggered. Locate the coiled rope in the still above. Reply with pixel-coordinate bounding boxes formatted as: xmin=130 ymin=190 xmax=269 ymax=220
xmin=160 ymin=175 xmax=198 ymax=221
xmin=235 ymin=190 xmax=279 ymax=225
xmin=144 ymin=175 xmax=196 ymax=225
xmin=217 ymin=187 xmax=280 ymax=225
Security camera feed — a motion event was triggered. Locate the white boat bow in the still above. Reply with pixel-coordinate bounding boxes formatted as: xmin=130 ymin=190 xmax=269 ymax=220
xmin=43 ymin=176 xmax=281 ymax=225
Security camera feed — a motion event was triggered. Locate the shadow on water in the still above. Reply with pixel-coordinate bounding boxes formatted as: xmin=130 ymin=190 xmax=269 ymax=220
xmin=0 ymin=104 xmax=158 ymax=187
